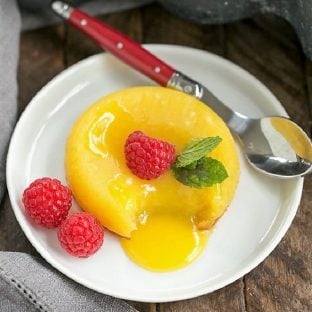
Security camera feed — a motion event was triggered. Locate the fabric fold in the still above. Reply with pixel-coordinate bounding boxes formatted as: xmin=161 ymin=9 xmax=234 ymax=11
xmin=0 ymin=0 xmax=20 ymax=203
xmin=0 ymin=252 xmax=137 ymax=311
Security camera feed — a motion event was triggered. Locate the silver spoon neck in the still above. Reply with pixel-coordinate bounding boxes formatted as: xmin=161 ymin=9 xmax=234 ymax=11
xmin=167 ymin=71 xmax=249 ymax=134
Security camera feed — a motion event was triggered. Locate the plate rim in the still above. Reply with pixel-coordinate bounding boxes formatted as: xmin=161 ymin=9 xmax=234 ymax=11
xmin=6 ymin=44 xmax=304 ymax=302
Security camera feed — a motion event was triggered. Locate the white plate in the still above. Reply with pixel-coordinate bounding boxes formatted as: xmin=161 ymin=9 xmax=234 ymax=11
xmin=7 ymin=45 xmax=303 ymax=302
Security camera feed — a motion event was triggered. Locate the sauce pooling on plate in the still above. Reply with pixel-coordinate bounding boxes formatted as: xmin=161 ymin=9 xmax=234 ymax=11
xmin=121 ymin=211 xmax=208 ymax=271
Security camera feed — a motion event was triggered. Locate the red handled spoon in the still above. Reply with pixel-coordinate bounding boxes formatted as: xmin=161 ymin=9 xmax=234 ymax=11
xmin=51 ymin=1 xmax=312 ymax=178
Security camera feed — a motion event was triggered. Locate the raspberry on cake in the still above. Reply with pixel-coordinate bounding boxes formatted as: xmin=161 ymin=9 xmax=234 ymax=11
xmin=124 ymin=130 xmax=176 ymax=180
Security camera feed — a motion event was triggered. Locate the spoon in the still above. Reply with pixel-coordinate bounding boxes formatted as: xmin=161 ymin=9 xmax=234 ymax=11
xmin=51 ymin=1 xmax=312 ymax=178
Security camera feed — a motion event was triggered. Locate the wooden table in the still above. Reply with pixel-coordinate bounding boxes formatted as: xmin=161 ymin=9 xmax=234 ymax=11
xmin=1 ymin=4 xmax=311 ymax=312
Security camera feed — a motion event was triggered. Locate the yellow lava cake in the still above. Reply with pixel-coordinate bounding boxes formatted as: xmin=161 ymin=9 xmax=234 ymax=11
xmin=65 ymin=86 xmax=239 ymax=271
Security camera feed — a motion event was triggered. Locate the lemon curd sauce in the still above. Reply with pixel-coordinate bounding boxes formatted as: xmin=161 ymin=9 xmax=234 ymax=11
xmin=121 ymin=211 xmax=209 ymax=272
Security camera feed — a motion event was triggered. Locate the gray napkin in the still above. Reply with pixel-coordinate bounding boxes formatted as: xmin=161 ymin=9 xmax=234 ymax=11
xmin=0 ymin=252 xmax=137 ymax=312
xmin=0 ymin=0 xmax=20 ymax=202
xmin=0 ymin=1 xmax=140 ymax=311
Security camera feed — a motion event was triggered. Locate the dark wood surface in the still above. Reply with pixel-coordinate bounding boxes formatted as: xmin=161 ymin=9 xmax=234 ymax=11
xmin=1 ymin=4 xmax=311 ymax=312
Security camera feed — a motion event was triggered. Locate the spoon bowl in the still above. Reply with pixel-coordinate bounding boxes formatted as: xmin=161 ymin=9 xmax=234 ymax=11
xmin=167 ymin=72 xmax=312 ymax=178
xmin=242 ymin=117 xmax=312 ymax=177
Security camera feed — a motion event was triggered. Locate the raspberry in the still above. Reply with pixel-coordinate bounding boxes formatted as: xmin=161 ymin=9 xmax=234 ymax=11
xmin=22 ymin=177 xmax=72 ymax=228
xmin=57 ymin=212 xmax=104 ymax=257
xmin=124 ymin=131 xmax=176 ymax=180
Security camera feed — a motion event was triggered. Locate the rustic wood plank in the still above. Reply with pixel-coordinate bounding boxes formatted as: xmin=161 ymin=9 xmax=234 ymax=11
xmin=125 ymin=301 xmax=155 ymax=312
xmin=304 ymin=60 xmax=312 ymax=136
xmin=225 ymin=14 xmax=310 ymax=133
xmin=225 ymin=15 xmax=312 ymax=312
xmin=65 ymin=9 xmax=142 ymax=66
xmin=242 ymin=175 xmax=312 ymax=312
xmin=141 ymin=4 xmax=224 ymax=56
xmin=18 ymin=24 xmax=65 ymax=112
xmin=159 ymin=281 xmax=246 ymax=312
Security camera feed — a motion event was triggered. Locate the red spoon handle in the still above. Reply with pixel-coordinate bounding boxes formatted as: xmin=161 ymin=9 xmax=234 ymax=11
xmin=68 ymin=8 xmax=176 ymax=86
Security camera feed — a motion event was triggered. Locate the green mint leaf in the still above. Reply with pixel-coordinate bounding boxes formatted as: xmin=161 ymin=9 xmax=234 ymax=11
xmin=172 ymin=157 xmax=228 ymax=188
xmin=174 ymin=136 xmax=222 ymax=168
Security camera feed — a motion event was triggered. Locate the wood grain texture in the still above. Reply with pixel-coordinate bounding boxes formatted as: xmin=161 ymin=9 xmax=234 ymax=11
xmin=159 ymin=281 xmax=246 ymax=312
xmin=142 ymin=4 xmax=224 ymax=56
xmin=304 ymin=60 xmax=312 ymax=137
xmin=243 ymin=176 xmax=312 ymax=312
xmin=225 ymin=15 xmax=309 ymax=133
xmin=225 ymin=14 xmax=312 ymax=312
xmin=1 ymin=4 xmax=311 ymax=312
xmin=18 ymin=24 xmax=65 ymax=112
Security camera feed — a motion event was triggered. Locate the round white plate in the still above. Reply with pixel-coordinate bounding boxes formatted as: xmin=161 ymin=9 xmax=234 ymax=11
xmin=7 ymin=45 xmax=303 ymax=302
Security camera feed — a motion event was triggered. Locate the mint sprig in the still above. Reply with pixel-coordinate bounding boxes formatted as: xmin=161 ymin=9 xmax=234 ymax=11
xmin=174 ymin=137 xmax=222 ymax=168
xmin=171 ymin=136 xmax=228 ymax=188
xmin=172 ymin=157 xmax=228 ymax=188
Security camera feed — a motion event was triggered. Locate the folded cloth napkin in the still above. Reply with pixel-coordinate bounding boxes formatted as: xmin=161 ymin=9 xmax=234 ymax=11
xmin=0 ymin=1 xmax=141 ymax=311
xmin=0 ymin=252 xmax=137 ymax=312
xmin=0 ymin=0 xmax=19 ymax=202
